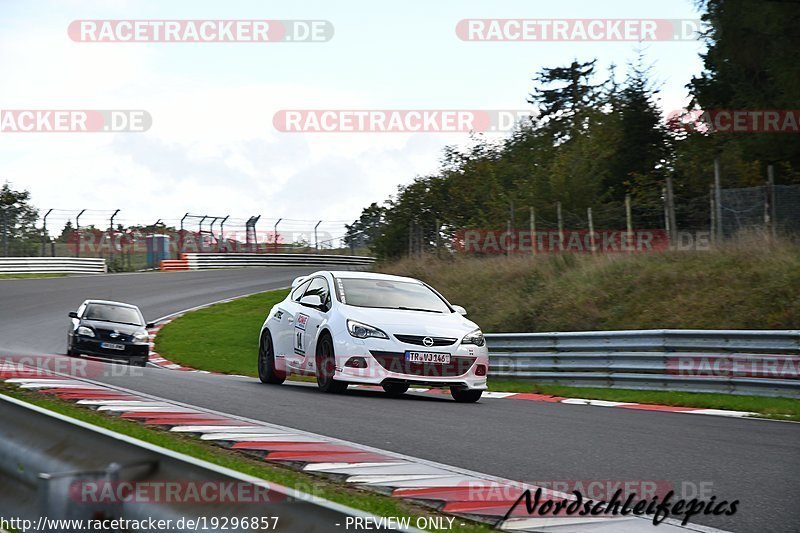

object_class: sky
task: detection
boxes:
[0,0,706,243]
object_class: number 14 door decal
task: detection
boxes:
[294,313,309,355]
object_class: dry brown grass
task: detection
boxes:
[378,237,800,332]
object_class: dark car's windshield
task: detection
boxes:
[83,304,143,326]
[337,278,451,313]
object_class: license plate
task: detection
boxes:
[405,351,450,364]
[100,342,125,351]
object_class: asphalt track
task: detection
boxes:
[0,269,798,532]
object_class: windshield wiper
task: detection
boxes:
[392,306,443,313]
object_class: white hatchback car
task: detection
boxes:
[258,271,489,402]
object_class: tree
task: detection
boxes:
[0,182,40,256]
[528,59,603,139]
[688,0,800,176]
[344,203,386,250]
[607,53,672,203]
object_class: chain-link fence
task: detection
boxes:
[0,209,355,272]
[720,185,800,237]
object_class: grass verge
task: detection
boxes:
[0,273,67,279]
[378,239,800,332]
[489,380,800,421]
[0,383,494,532]
[154,290,800,420]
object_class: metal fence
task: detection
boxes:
[486,329,800,398]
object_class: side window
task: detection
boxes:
[301,277,331,309]
[291,279,312,302]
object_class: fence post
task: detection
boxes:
[766,165,776,240]
[625,194,633,252]
[556,201,564,251]
[108,209,119,267]
[529,206,536,256]
[435,218,442,258]
[273,218,282,254]
[662,186,670,246]
[41,208,53,257]
[506,220,512,257]
[587,207,596,253]
[314,220,322,252]
[710,184,717,244]
[1,205,7,257]
[666,176,677,244]
[714,158,723,241]
[75,209,86,258]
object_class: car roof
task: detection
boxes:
[83,299,140,309]
[326,271,423,283]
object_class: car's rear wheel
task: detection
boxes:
[258,330,285,384]
[382,382,409,396]
[316,334,347,393]
[450,387,482,403]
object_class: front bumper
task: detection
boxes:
[73,337,149,363]
[332,335,489,390]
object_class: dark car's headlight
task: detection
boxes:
[347,320,388,339]
[76,326,95,337]
[133,331,150,344]
[462,329,485,347]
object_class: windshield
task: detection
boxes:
[83,304,143,326]
[337,278,451,313]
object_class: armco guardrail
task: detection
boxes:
[0,394,420,532]
[161,253,375,271]
[486,329,800,398]
[0,257,107,274]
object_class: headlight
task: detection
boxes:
[76,326,95,337]
[133,331,150,343]
[347,320,388,339]
[462,328,485,347]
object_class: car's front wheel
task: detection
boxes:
[258,330,285,384]
[66,336,77,357]
[450,387,482,403]
[316,334,347,394]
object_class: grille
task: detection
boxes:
[393,334,457,347]
[94,328,134,342]
[370,351,476,378]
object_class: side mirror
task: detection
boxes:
[452,305,467,316]
[146,322,155,329]
[68,311,79,319]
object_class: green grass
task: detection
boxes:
[154,290,289,375]
[0,273,67,279]
[155,290,800,419]
[489,380,800,421]
[0,384,494,532]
